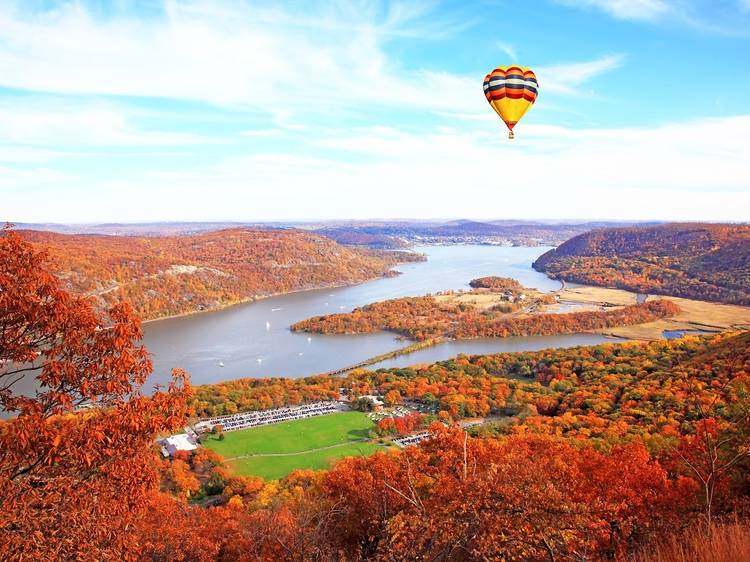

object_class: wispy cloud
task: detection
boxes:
[5,115,748,223]
[555,0,671,21]
[2,1,744,225]
[0,165,69,189]
[0,1,623,137]
[537,54,625,95]
[0,1,474,118]
[555,0,750,34]
[0,100,216,147]
[496,42,518,60]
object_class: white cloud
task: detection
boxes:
[496,42,518,61]
[4,115,748,223]
[537,54,624,95]
[2,2,745,225]
[0,100,214,146]
[557,0,750,33]
[0,146,62,163]
[555,0,672,21]
[0,1,464,116]
[0,1,619,123]
[0,165,69,188]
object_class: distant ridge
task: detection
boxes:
[7,218,646,242]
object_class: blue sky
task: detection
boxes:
[1,0,749,222]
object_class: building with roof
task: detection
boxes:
[160,433,198,457]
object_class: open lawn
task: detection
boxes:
[203,411,378,479]
[228,441,383,481]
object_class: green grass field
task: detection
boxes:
[203,411,380,480]
[228,441,382,480]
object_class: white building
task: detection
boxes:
[161,433,198,457]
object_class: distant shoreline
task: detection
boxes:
[140,274,399,326]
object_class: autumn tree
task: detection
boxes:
[671,376,750,529]
[383,390,401,406]
[0,226,192,561]
[312,427,693,561]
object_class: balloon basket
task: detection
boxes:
[508,130,515,140]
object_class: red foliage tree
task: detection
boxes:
[0,226,192,561]
[315,428,694,561]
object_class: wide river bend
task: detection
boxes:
[143,246,618,387]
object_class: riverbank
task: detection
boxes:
[138,249,427,325]
[140,276,392,325]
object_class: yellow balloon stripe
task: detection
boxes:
[488,97,534,130]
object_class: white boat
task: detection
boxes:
[307,337,312,342]
[265,321,271,330]
[271,308,281,312]
[256,358,262,363]
[218,361,224,368]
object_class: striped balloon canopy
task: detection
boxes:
[483,66,538,139]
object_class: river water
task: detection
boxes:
[143,245,616,387]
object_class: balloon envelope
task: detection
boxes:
[483,66,538,138]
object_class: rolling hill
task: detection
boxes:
[533,223,750,305]
[19,228,420,321]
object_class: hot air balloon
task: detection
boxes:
[483,66,538,139]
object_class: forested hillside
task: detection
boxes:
[19,228,420,320]
[534,223,750,305]
[3,228,750,561]
[176,332,750,560]
[192,331,749,440]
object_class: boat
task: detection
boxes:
[218,361,224,368]
[265,321,271,330]
[307,337,312,342]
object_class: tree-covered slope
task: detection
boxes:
[533,223,750,305]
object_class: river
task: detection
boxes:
[143,245,616,387]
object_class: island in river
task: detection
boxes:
[291,277,681,342]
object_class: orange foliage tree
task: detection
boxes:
[0,226,192,561]
[312,427,694,561]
